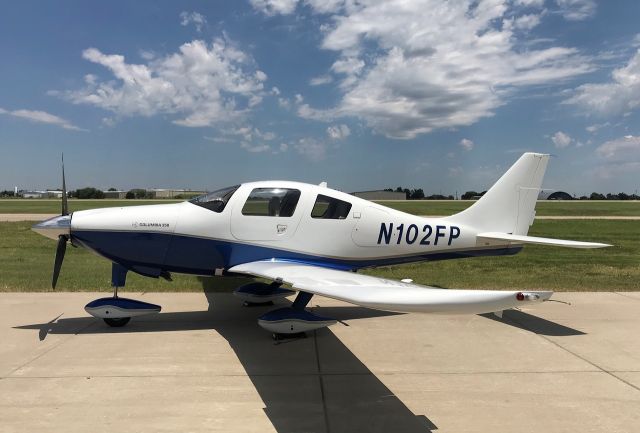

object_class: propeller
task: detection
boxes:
[52,154,69,289]
[61,154,68,216]
[52,235,67,289]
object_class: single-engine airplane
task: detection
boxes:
[33,153,609,336]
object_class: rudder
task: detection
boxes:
[447,153,549,235]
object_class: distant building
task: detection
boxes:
[22,191,46,199]
[538,190,573,200]
[22,190,62,199]
[351,190,407,200]
[103,190,127,199]
[149,189,206,199]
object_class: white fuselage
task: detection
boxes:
[67,181,516,278]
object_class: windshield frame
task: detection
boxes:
[190,185,240,213]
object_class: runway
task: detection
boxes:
[1,292,639,432]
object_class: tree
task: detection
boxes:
[409,189,425,199]
[127,189,151,199]
[590,192,605,200]
[461,191,479,200]
[73,187,105,199]
[125,191,135,199]
[107,187,117,191]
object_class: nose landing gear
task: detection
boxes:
[84,263,161,327]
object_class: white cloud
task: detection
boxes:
[277,97,291,109]
[59,39,266,128]
[310,75,333,86]
[327,124,350,140]
[448,166,464,177]
[139,50,155,61]
[204,135,233,143]
[249,0,298,16]
[221,126,276,142]
[254,0,593,139]
[101,117,116,127]
[586,122,609,133]
[513,13,542,31]
[565,49,640,117]
[241,142,271,153]
[270,86,281,96]
[595,135,640,160]
[555,0,596,21]
[551,131,573,148]
[593,135,640,179]
[0,107,84,131]
[514,0,545,7]
[294,137,327,161]
[180,11,207,32]
[459,138,474,151]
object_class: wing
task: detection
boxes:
[229,261,552,315]
[477,232,611,248]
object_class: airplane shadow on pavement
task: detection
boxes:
[480,309,586,336]
[15,286,438,433]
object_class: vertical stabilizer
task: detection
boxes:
[447,153,549,235]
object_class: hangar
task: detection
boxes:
[538,191,573,200]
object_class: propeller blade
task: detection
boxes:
[52,235,67,289]
[61,154,68,216]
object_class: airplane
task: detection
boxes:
[32,153,610,336]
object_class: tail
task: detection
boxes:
[448,153,549,235]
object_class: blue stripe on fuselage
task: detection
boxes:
[71,230,522,276]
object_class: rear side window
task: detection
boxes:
[311,194,352,219]
[242,188,301,217]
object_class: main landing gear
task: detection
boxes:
[84,263,161,327]
[236,283,337,339]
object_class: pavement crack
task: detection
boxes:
[313,329,331,433]
[3,319,97,379]
[614,292,640,302]
[508,312,640,394]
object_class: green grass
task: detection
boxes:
[364,220,639,291]
[0,199,181,214]
[375,200,640,216]
[2,198,639,216]
[0,220,637,292]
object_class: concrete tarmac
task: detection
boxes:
[1,292,639,433]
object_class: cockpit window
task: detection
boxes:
[311,194,352,219]
[242,188,301,217]
[190,185,239,212]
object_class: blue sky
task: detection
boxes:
[1,0,640,195]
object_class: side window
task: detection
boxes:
[242,188,301,217]
[311,194,352,219]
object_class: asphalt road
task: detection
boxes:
[1,292,639,433]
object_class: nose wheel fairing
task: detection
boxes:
[85,297,162,319]
[84,263,161,327]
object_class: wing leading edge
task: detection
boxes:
[229,261,552,315]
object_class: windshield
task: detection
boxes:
[190,185,239,212]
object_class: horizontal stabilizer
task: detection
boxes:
[230,261,553,315]
[477,232,611,249]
